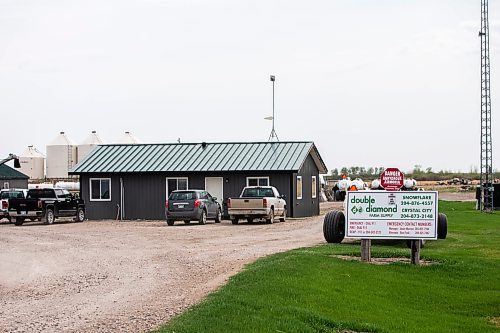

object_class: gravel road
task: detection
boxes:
[0,192,473,333]
[0,202,342,333]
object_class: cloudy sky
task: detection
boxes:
[0,0,498,173]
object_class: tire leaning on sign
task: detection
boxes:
[323,210,345,243]
[437,213,448,239]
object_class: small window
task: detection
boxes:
[297,176,303,200]
[90,178,111,201]
[166,177,189,198]
[247,177,269,187]
[312,176,317,199]
[3,182,9,189]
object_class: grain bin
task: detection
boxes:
[19,145,45,180]
[117,131,141,144]
[77,130,104,163]
[46,132,77,179]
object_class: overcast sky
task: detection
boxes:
[0,0,498,174]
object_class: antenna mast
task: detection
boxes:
[268,75,279,142]
[479,0,494,211]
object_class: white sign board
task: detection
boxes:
[346,191,438,240]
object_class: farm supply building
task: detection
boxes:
[70,141,327,220]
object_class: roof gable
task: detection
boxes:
[0,164,29,179]
[70,142,328,174]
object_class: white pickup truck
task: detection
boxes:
[227,186,287,225]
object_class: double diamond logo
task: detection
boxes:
[351,206,363,214]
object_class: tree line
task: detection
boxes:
[327,165,500,181]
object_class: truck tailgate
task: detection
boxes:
[229,198,265,209]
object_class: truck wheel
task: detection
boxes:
[166,219,175,226]
[214,208,222,223]
[232,218,239,225]
[334,191,341,201]
[199,210,207,225]
[44,209,55,225]
[14,217,24,226]
[438,213,448,239]
[323,210,345,243]
[75,208,85,222]
[279,208,287,222]
[266,209,274,224]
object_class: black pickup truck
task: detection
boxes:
[8,188,85,226]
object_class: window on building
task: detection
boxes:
[246,177,269,186]
[90,178,111,201]
[166,177,189,197]
[312,176,317,199]
[296,176,303,200]
[3,182,9,189]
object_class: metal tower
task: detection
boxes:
[479,0,494,211]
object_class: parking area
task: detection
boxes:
[0,202,341,333]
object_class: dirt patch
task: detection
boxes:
[334,255,435,266]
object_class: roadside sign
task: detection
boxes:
[380,168,404,191]
[345,191,438,240]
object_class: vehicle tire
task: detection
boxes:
[279,208,287,222]
[232,218,239,225]
[184,220,191,224]
[247,218,254,223]
[14,217,24,226]
[75,208,85,222]
[437,213,448,239]
[7,216,12,223]
[214,208,222,223]
[44,209,55,225]
[266,209,274,224]
[199,210,207,225]
[166,219,175,226]
[334,190,341,201]
[323,210,345,243]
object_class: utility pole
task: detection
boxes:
[479,0,494,211]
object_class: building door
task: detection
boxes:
[205,177,223,203]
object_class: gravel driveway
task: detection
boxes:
[0,202,342,333]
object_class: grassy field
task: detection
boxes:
[153,201,499,333]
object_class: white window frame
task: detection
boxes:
[296,176,303,200]
[246,176,270,187]
[312,176,317,199]
[89,178,111,202]
[166,177,189,199]
[3,182,9,189]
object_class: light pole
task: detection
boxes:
[268,75,279,141]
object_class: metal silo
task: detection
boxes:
[77,130,105,163]
[19,145,45,180]
[46,132,77,179]
[117,131,141,144]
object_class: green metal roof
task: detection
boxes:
[70,142,328,174]
[0,164,29,179]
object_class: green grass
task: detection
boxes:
[153,201,499,333]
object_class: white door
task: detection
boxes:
[205,177,223,204]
